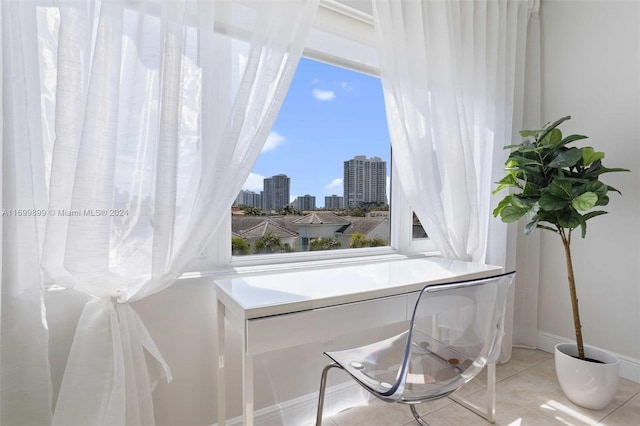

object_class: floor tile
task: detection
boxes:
[324,350,640,426]
[402,413,448,426]
[301,415,337,426]
[330,398,414,426]
[596,392,640,425]
[610,377,640,407]
[413,397,453,417]
[450,378,485,398]
[474,348,553,385]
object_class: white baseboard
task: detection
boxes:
[538,331,640,384]
[214,380,369,426]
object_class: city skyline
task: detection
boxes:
[238,153,388,212]
[241,57,390,208]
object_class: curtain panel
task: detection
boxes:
[1,0,318,424]
[1,2,55,424]
[373,0,540,358]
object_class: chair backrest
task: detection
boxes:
[383,271,515,401]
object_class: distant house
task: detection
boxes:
[335,216,390,248]
[236,218,299,251]
[230,211,391,253]
[293,212,351,250]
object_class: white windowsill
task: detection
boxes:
[180,250,441,281]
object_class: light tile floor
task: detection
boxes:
[324,348,640,426]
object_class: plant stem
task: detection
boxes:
[560,228,585,359]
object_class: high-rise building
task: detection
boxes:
[235,190,262,209]
[324,194,344,210]
[343,156,387,208]
[263,174,290,211]
[293,194,316,211]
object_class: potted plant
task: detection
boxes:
[492,116,629,409]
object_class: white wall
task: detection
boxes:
[535,0,640,359]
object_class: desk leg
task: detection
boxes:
[243,335,254,426]
[217,300,226,426]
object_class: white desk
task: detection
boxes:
[215,256,502,426]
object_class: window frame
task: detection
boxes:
[188,0,437,273]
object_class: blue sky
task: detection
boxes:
[242,58,391,208]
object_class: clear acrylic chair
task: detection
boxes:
[315,271,515,425]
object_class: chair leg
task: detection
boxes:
[409,404,430,426]
[316,363,343,426]
[448,362,496,423]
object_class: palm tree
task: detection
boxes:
[254,232,286,254]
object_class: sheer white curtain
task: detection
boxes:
[1,2,54,424]
[1,0,318,424]
[373,0,540,356]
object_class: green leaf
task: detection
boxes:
[524,219,539,235]
[492,196,513,217]
[558,211,582,229]
[538,210,561,225]
[580,181,607,195]
[598,166,631,174]
[583,210,608,221]
[579,211,608,238]
[547,179,573,199]
[500,205,529,223]
[595,194,610,206]
[572,192,597,211]
[496,174,518,185]
[509,156,542,167]
[548,148,583,168]
[584,162,629,178]
[506,144,542,154]
[557,134,588,148]
[519,130,541,138]
[521,185,540,197]
[540,128,562,146]
[537,224,559,233]
[580,218,587,238]
[525,202,540,220]
[539,194,568,211]
[536,116,571,145]
[559,177,589,185]
[606,184,622,195]
[492,174,520,194]
[582,147,605,166]
[512,196,528,208]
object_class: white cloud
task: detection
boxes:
[312,89,336,101]
[311,78,321,85]
[340,81,355,92]
[243,173,265,192]
[262,131,285,152]
[325,178,343,191]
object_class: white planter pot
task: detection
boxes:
[555,343,620,410]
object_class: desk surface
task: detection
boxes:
[214,256,502,320]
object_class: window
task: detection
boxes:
[412,212,429,240]
[232,58,391,257]
[196,1,436,271]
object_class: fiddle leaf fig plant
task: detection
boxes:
[493,116,629,360]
